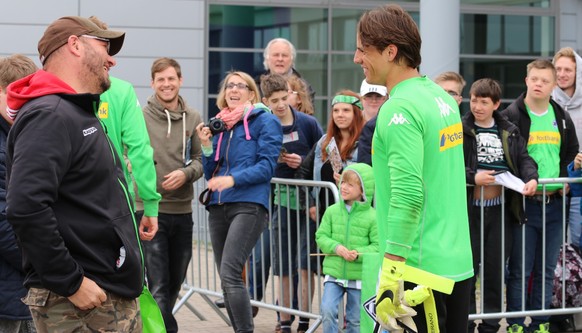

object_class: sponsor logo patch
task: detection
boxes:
[98,102,108,119]
[439,123,463,151]
[528,131,560,146]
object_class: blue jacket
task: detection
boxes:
[202,105,283,210]
[0,116,31,320]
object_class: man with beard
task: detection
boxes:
[4,16,144,332]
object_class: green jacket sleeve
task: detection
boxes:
[315,209,340,254]
[121,85,161,217]
[378,100,424,259]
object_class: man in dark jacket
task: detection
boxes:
[0,54,38,333]
[462,78,538,333]
[255,38,315,103]
[501,59,579,333]
[5,16,145,332]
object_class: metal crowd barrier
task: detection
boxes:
[174,176,582,331]
[175,177,338,333]
[469,177,582,328]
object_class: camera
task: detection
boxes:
[206,117,226,135]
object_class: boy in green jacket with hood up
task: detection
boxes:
[315,163,378,333]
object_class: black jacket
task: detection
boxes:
[0,116,31,320]
[462,111,538,223]
[357,116,376,166]
[501,92,579,179]
[6,94,143,299]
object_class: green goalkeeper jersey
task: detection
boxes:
[372,76,473,282]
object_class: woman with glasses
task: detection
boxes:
[196,71,282,333]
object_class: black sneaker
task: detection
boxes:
[214,299,225,308]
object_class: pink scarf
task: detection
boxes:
[215,102,251,129]
[214,102,253,161]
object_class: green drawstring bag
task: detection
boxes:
[139,286,166,333]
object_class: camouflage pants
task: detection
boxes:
[22,287,143,333]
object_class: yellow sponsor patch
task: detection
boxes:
[528,131,560,146]
[98,102,109,119]
[439,122,463,151]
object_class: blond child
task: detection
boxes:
[315,163,378,333]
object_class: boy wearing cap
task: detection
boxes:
[5,16,144,332]
[356,80,387,166]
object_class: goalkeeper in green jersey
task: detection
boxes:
[354,4,474,332]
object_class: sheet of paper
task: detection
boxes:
[494,171,525,194]
[326,137,343,174]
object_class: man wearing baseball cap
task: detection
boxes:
[357,79,388,166]
[5,16,144,332]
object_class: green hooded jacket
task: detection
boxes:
[315,163,378,281]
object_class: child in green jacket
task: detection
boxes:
[315,163,378,333]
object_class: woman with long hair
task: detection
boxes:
[297,89,365,221]
[287,75,315,116]
[196,71,282,333]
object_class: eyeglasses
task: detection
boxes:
[80,35,110,53]
[225,82,249,90]
[446,90,461,98]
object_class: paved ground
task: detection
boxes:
[175,296,321,333]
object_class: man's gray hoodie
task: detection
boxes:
[553,50,582,145]
[137,95,204,214]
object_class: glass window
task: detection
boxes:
[461,14,554,56]
[460,58,532,101]
[461,0,549,7]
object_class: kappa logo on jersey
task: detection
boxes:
[439,122,463,151]
[435,97,456,117]
[98,102,109,119]
[388,113,410,126]
[83,126,98,137]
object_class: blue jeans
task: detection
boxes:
[141,212,193,333]
[507,196,563,327]
[320,281,360,333]
[208,203,268,333]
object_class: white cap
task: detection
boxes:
[360,80,387,97]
